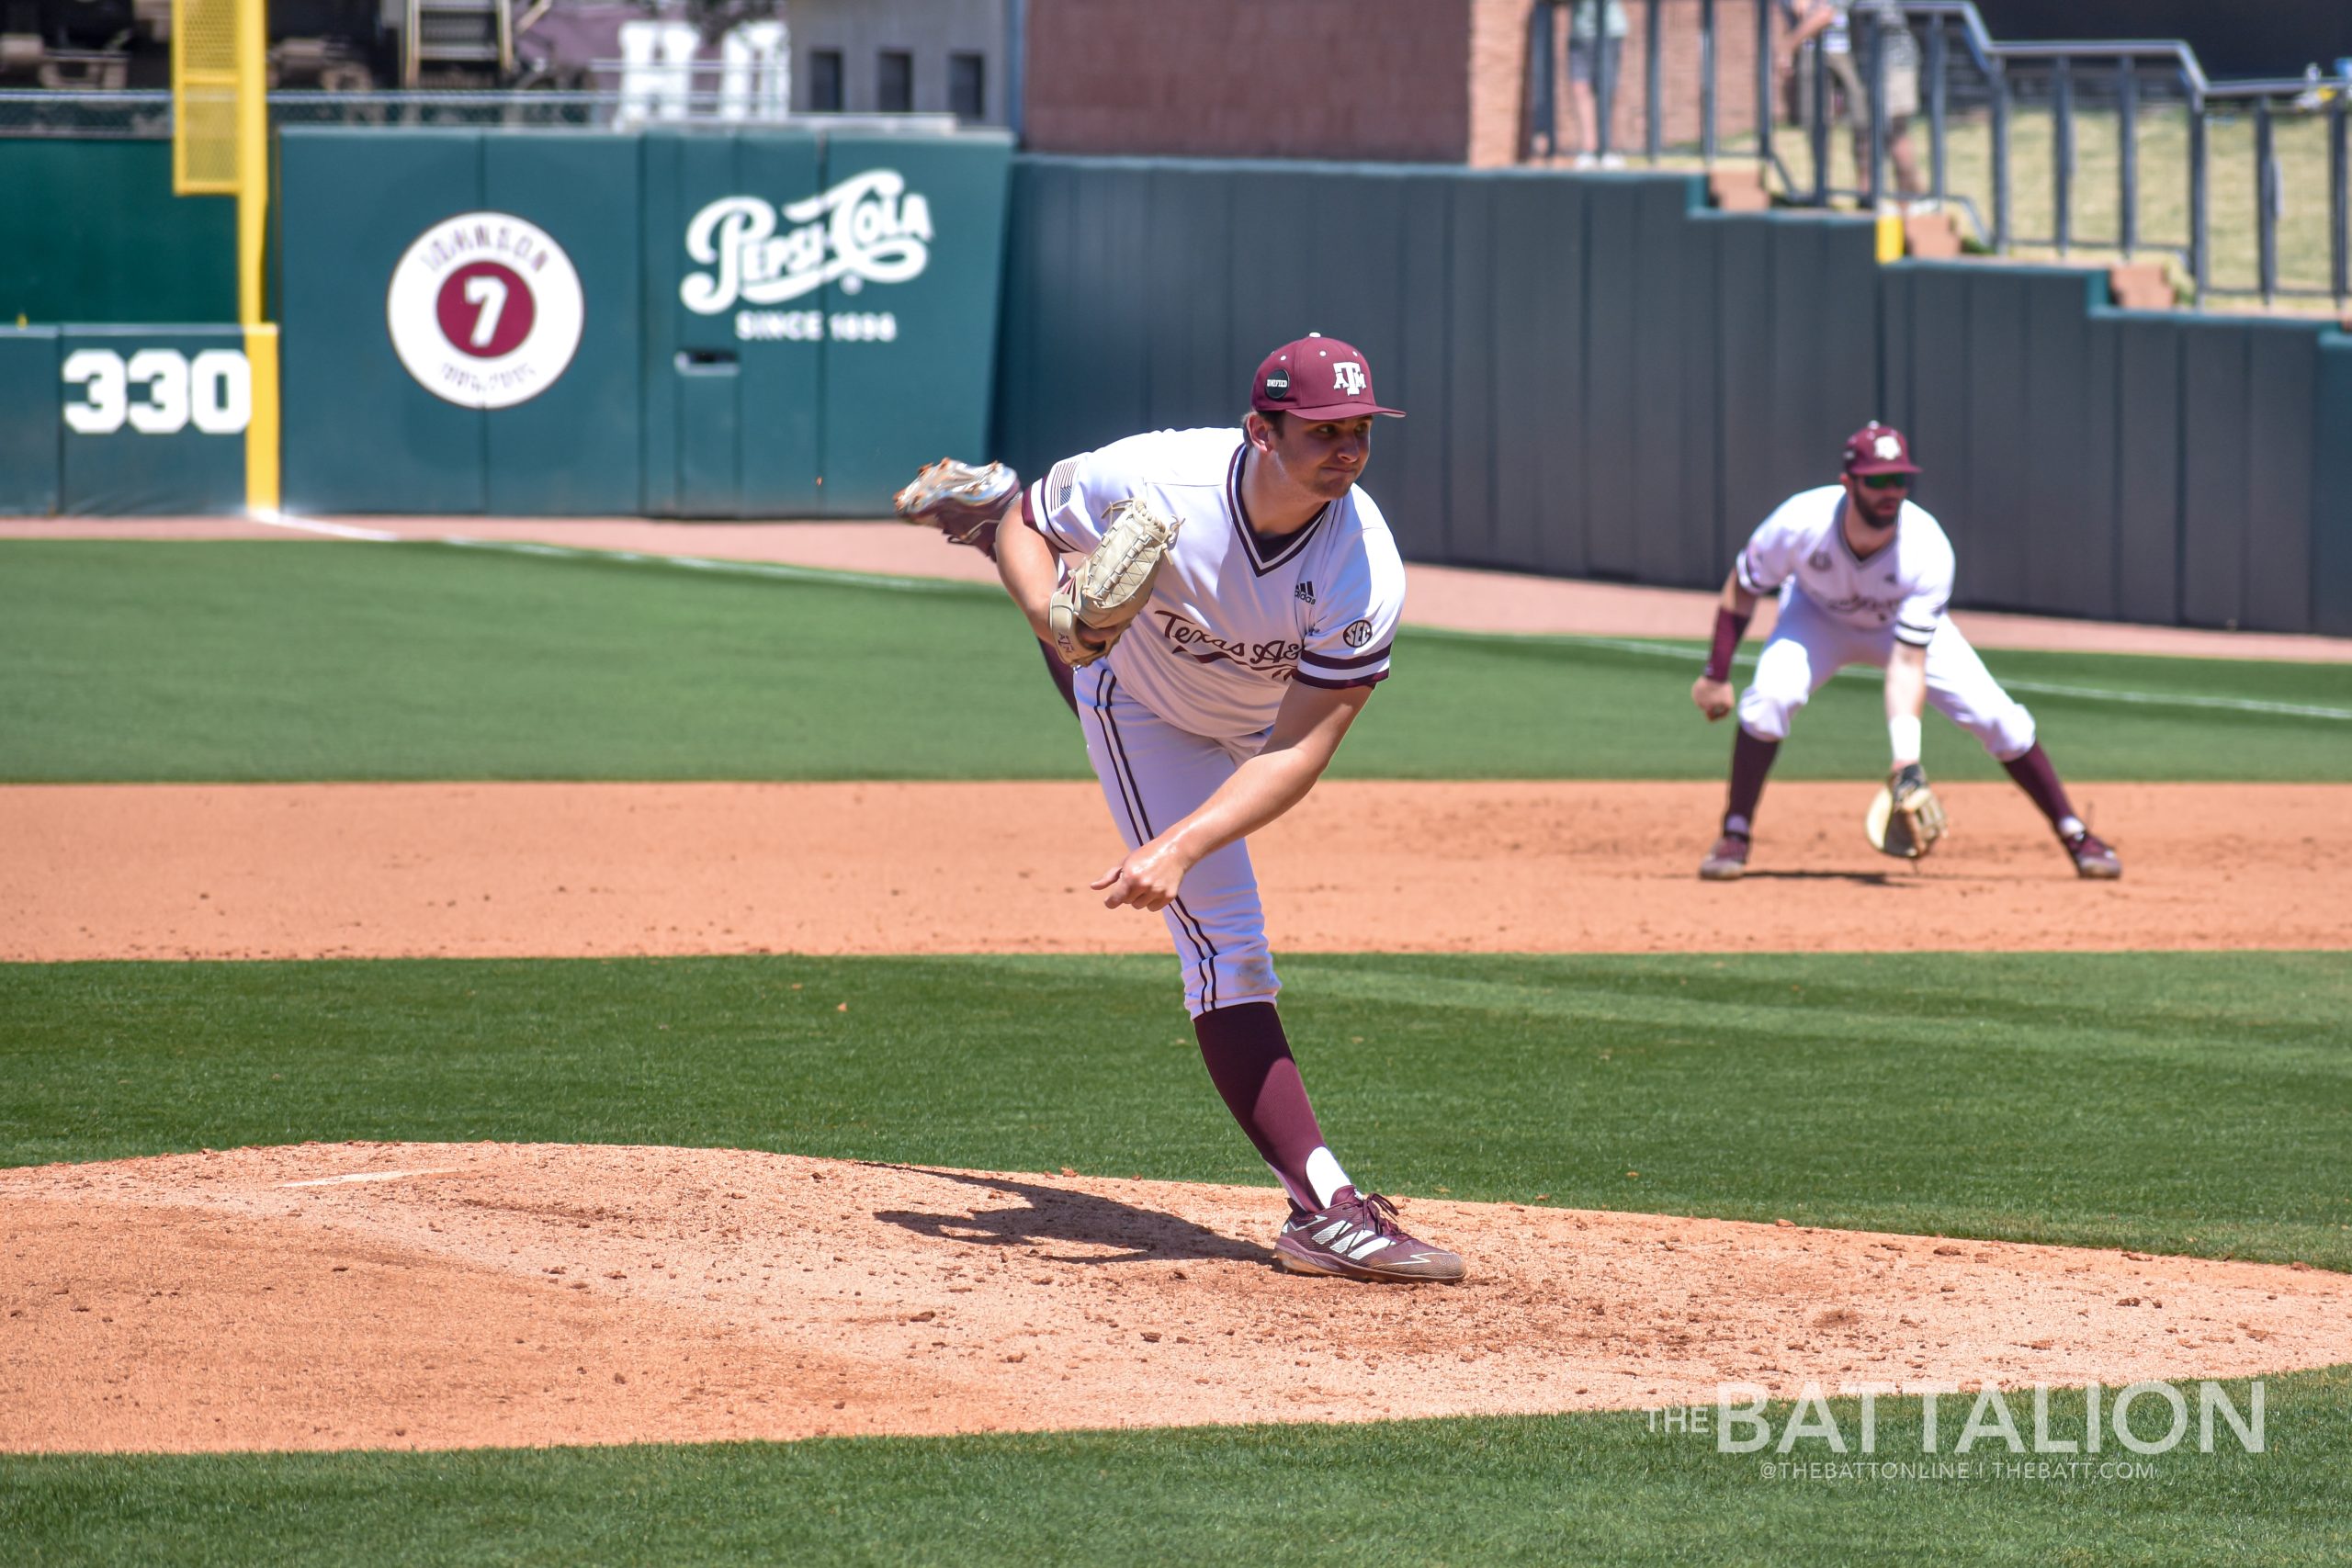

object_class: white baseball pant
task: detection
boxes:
[1736,590,2038,760]
[1074,660,1281,1018]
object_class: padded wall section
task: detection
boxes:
[279,130,493,514]
[0,328,62,516]
[995,159,1884,592]
[56,325,250,515]
[281,129,650,516]
[483,133,645,517]
[2313,333,2352,638]
[1000,164,2335,631]
[816,130,1013,515]
[0,141,237,325]
[279,126,1007,518]
[1882,263,2329,634]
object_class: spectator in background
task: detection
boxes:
[1566,0,1630,168]
[1781,0,1926,204]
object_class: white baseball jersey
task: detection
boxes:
[1024,427,1406,740]
[1736,484,1954,649]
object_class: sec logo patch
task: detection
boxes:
[1342,618,1375,648]
[387,212,584,409]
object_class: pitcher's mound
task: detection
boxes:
[3,1142,2344,1452]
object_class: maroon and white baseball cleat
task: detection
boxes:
[892,457,1020,553]
[1698,830,1751,881]
[1275,1188,1465,1283]
[2065,829,2121,879]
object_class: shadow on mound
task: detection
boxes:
[867,1165,1274,1267]
[1739,869,1902,886]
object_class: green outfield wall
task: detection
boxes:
[1880,265,2337,636]
[4,132,2342,636]
[995,161,1882,591]
[2315,332,2352,637]
[275,125,1012,519]
[994,158,2347,637]
[0,141,238,326]
[0,323,252,516]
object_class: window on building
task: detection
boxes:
[876,50,913,113]
[808,49,843,112]
[949,52,986,121]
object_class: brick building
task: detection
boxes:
[1023,0,1771,166]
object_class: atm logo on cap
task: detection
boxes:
[681,170,933,314]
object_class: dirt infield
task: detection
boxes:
[6,780,2346,962]
[6,1142,2346,1454]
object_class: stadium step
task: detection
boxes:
[403,0,514,86]
[1706,167,1770,212]
[2108,262,2178,310]
[1901,210,1963,261]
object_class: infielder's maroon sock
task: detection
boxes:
[1192,1002,1340,1216]
[2002,743,2083,835]
[1724,727,1780,838]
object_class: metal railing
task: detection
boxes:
[1525,0,2352,311]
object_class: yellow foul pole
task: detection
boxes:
[235,0,278,512]
[173,0,277,512]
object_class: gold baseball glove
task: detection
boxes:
[1047,498,1182,668]
[1867,762,1949,860]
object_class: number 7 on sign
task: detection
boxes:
[463,274,510,349]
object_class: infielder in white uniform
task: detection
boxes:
[896,335,1464,1284]
[1690,422,2123,880]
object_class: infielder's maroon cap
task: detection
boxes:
[1842,421,1921,476]
[1250,333,1405,420]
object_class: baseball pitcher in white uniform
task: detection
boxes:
[893,335,1464,1284]
[1690,422,2124,881]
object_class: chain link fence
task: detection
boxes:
[0,90,960,137]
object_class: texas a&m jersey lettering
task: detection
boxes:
[1026,426,1406,739]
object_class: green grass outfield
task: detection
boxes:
[6,1372,2345,1568]
[1,539,2344,782]
[3,952,2348,1565]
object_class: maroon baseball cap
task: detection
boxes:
[1250,334,1405,420]
[1843,421,1921,476]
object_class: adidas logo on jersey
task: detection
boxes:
[1295,580,1317,604]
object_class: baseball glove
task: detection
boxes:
[894,458,1020,558]
[1047,498,1182,668]
[1867,762,1949,860]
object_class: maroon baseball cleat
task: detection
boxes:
[1275,1188,1465,1283]
[1699,830,1750,881]
[892,457,1020,553]
[2065,829,2121,879]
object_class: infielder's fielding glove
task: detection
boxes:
[894,458,1020,558]
[1867,761,1950,860]
[1048,498,1182,668]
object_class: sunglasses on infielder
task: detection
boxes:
[1857,473,1910,491]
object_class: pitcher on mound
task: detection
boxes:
[895,334,1465,1284]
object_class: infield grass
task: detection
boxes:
[6,952,2347,1270]
[1,540,2344,782]
[6,1370,2346,1567]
